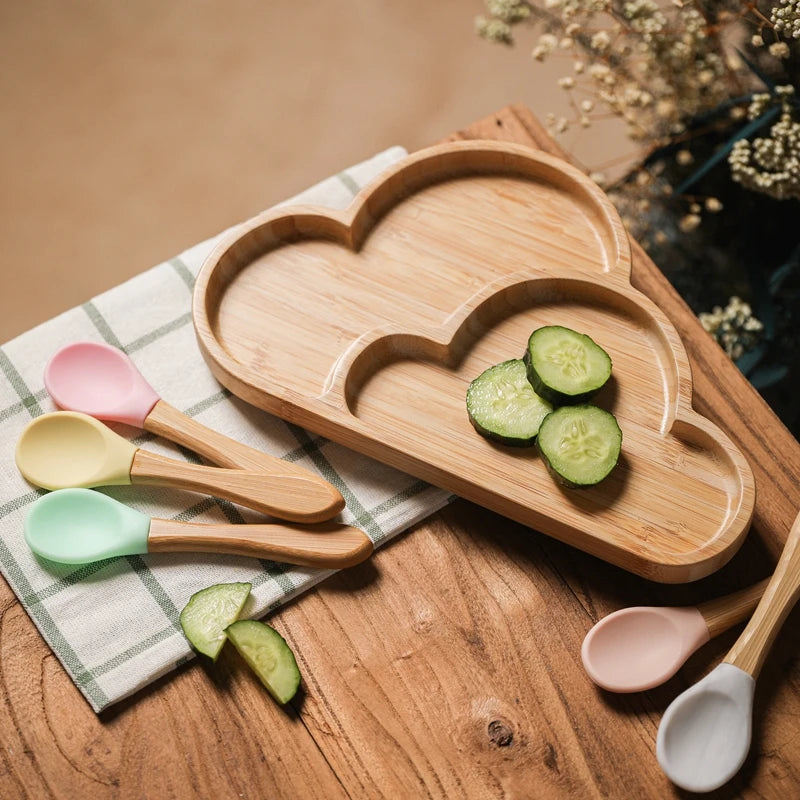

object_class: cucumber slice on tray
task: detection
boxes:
[525,325,612,405]
[466,359,553,446]
[179,581,252,661]
[537,405,622,488]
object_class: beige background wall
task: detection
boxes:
[1,1,626,342]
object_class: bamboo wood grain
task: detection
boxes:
[146,517,373,569]
[192,139,755,582]
[3,106,800,800]
[697,577,769,639]
[130,448,342,523]
[724,512,800,678]
[143,398,345,517]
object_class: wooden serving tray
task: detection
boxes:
[193,140,755,582]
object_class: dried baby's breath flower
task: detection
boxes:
[705,197,723,212]
[729,86,800,200]
[679,213,701,232]
[475,16,513,44]
[700,297,764,360]
[769,41,791,58]
[486,0,530,22]
[771,0,800,40]
[590,30,612,51]
[475,0,800,215]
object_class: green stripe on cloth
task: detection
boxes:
[169,256,196,290]
[126,312,193,354]
[87,623,181,679]
[0,347,43,418]
[126,555,183,632]
[184,390,231,417]
[0,388,49,423]
[336,170,361,196]
[0,490,44,520]
[82,301,124,349]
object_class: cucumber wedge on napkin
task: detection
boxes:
[179,582,252,661]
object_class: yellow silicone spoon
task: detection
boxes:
[16,411,335,522]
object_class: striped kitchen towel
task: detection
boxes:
[0,146,454,712]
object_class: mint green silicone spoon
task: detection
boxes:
[24,489,373,569]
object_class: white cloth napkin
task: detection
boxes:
[0,147,454,712]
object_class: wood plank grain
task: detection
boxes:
[282,502,680,799]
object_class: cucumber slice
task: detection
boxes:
[466,359,553,446]
[179,582,252,661]
[225,619,301,704]
[525,326,612,405]
[537,405,622,487]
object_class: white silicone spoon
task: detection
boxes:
[44,341,344,520]
[581,579,768,692]
[657,510,800,793]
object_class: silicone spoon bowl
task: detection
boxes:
[15,411,333,522]
[657,511,800,793]
[582,579,768,692]
[43,342,344,520]
[24,488,373,569]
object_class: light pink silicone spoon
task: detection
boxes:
[581,578,769,693]
[44,342,345,522]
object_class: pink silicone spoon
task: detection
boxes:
[44,342,345,522]
[581,578,769,692]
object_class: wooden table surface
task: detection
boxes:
[2,106,800,799]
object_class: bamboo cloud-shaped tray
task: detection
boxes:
[193,141,755,582]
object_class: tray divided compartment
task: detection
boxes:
[193,141,755,582]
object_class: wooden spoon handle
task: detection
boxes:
[130,449,341,523]
[697,578,770,639]
[724,512,800,678]
[142,400,344,513]
[147,518,373,569]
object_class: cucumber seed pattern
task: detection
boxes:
[544,340,589,381]
[558,416,607,462]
